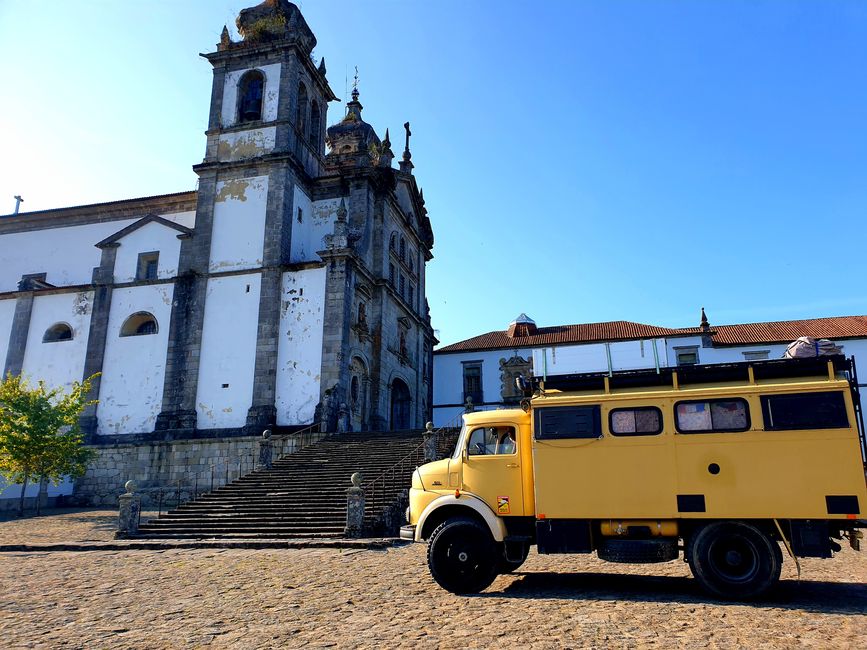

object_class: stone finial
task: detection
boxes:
[336,198,347,222]
[700,307,710,331]
[400,121,414,173]
[464,396,475,413]
[425,422,434,434]
[219,25,232,50]
[124,480,137,494]
[262,428,272,439]
[318,57,327,76]
[350,472,363,487]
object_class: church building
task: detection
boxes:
[0,0,435,448]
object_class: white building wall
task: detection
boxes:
[221,63,281,126]
[113,221,187,283]
[276,267,326,425]
[0,211,194,292]
[532,339,670,377]
[209,176,268,272]
[217,127,277,162]
[21,291,93,391]
[432,349,519,426]
[97,284,174,435]
[196,273,261,429]
[290,194,341,263]
[0,299,16,370]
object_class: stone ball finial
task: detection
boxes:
[124,480,137,494]
[425,422,434,433]
[350,472,363,487]
[262,428,272,439]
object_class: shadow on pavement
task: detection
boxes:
[479,571,867,615]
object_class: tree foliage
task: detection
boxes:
[0,373,97,516]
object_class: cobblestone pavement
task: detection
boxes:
[0,511,865,649]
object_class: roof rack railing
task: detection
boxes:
[527,355,851,394]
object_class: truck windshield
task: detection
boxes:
[452,424,468,460]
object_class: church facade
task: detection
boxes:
[0,0,435,446]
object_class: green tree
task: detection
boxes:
[0,374,97,516]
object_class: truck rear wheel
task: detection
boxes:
[427,517,498,594]
[688,522,782,600]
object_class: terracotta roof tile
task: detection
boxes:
[436,321,684,353]
[436,315,867,354]
[706,315,867,345]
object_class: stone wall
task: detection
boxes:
[73,433,325,507]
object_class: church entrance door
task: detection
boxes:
[390,379,411,431]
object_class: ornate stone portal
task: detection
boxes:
[499,355,532,403]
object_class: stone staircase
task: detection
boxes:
[136,431,428,539]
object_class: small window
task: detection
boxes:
[137,252,159,281]
[675,347,699,366]
[310,99,321,148]
[761,391,849,431]
[399,274,405,299]
[399,237,406,262]
[238,70,265,123]
[468,426,517,456]
[43,322,73,343]
[462,362,483,404]
[399,331,407,357]
[297,207,303,223]
[408,284,415,310]
[388,263,395,285]
[120,312,159,337]
[610,407,663,436]
[357,302,366,327]
[389,233,397,251]
[535,405,601,440]
[296,82,308,135]
[675,399,749,434]
[743,350,770,361]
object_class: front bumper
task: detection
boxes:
[400,524,417,541]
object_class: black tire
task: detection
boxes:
[496,543,530,574]
[427,517,498,594]
[688,522,783,600]
[597,538,679,564]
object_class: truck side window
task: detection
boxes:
[761,391,849,430]
[610,407,663,436]
[534,406,601,440]
[467,426,517,456]
[675,398,750,434]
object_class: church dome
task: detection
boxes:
[326,89,380,157]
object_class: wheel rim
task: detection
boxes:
[707,533,760,584]
[441,531,486,579]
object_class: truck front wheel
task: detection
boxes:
[427,517,498,594]
[688,521,782,600]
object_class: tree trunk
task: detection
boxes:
[17,474,29,517]
[36,477,48,516]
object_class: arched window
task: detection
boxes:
[399,237,406,262]
[237,70,265,123]
[350,375,359,403]
[43,322,73,343]
[389,233,397,252]
[310,99,321,149]
[120,312,158,337]
[296,83,308,137]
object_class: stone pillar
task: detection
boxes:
[246,165,297,431]
[3,275,40,377]
[116,480,141,539]
[336,402,349,433]
[423,421,436,463]
[79,245,117,440]
[155,200,210,433]
[344,472,365,538]
[258,429,273,470]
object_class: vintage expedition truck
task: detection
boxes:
[402,356,867,599]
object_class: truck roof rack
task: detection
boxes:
[534,355,853,393]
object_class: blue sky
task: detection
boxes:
[1,1,864,346]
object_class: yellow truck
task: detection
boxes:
[402,356,867,599]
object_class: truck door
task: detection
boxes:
[461,424,525,516]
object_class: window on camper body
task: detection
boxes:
[534,405,602,440]
[675,398,750,434]
[761,391,849,431]
[609,406,663,436]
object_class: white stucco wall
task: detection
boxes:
[0,211,194,292]
[20,291,93,391]
[276,267,326,425]
[289,193,341,263]
[433,349,520,409]
[196,273,261,429]
[221,63,280,126]
[113,221,186,283]
[209,176,268,273]
[217,127,277,162]
[0,299,15,370]
[97,284,174,435]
